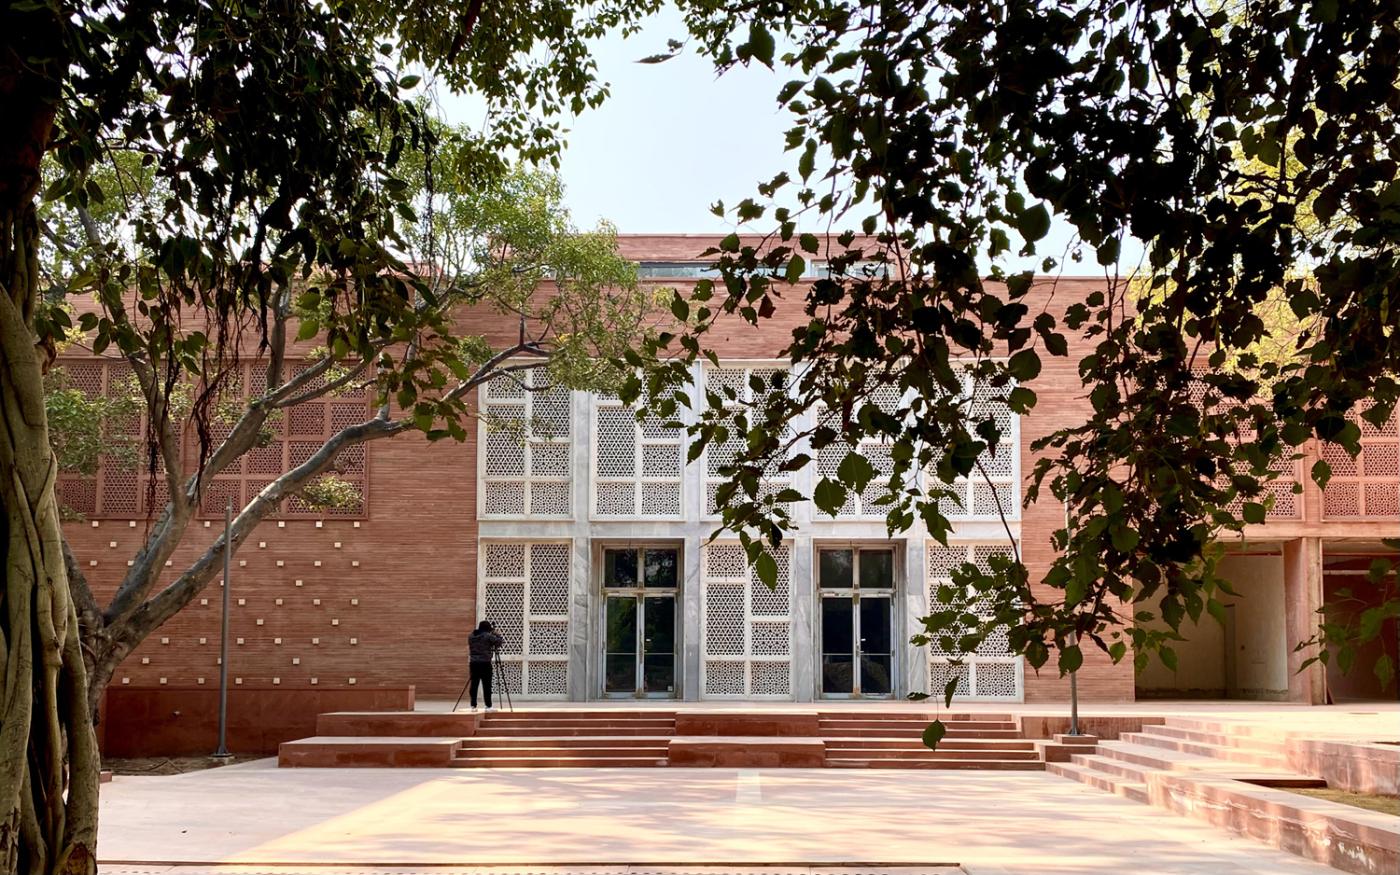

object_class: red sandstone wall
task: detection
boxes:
[101,685,415,756]
[66,425,479,698]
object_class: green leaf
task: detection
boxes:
[1110,525,1139,552]
[813,477,847,515]
[785,255,806,283]
[1059,644,1083,675]
[1160,646,1178,672]
[1008,349,1042,382]
[836,450,877,491]
[746,22,776,67]
[398,74,422,89]
[1206,597,1228,628]
[295,318,320,342]
[1241,502,1266,524]
[754,551,778,588]
[921,719,947,751]
[1020,204,1051,242]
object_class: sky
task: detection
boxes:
[435,6,1144,274]
[438,7,790,236]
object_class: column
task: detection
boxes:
[1282,536,1326,704]
[789,534,816,702]
[681,533,703,700]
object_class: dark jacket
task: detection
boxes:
[468,629,504,663]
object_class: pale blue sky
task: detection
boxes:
[436,6,1143,275]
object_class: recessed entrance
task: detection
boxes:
[602,546,679,698]
[819,547,896,697]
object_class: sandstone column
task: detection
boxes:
[1282,537,1327,704]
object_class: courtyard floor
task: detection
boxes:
[99,760,1347,875]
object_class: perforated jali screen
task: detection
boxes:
[1182,370,1302,521]
[925,543,1023,701]
[815,385,904,518]
[481,369,573,518]
[54,359,369,520]
[1320,404,1400,519]
[928,374,1020,522]
[703,365,792,516]
[701,542,793,698]
[592,391,683,518]
[480,541,572,697]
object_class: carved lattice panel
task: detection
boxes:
[592,392,684,518]
[481,368,573,519]
[925,542,1023,701]
[53,358,370,521]
[1322,404,1400,519]
[927,372,1020,521]
[480,541,572,699]
[703,365,792,517]
[700,543,793,698]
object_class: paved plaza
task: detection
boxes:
[100,760,1347,875]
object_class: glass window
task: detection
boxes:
[603,549,637,588]
[643,548,678,588]
[819,549,854,588]
[859,550,895,590]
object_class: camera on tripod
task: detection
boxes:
[454,619,512,712]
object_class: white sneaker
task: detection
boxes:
[486,706,497,712]
[469,706,478,712]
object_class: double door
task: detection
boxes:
[602,546,679,697]
[819,547,896,697]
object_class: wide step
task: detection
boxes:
[828,758,1043,770]
[454,755,668,768]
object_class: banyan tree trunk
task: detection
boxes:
[0,11,103,870]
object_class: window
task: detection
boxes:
[925,543,1022,701]
[480,368,572,518]
[480,541,572,697]
[1320,402,1399,518]
[703,364,791,516]
[929,372,1019,521]
[817,546,897,697]
[815,385,903,517]
[591,393,684,518]
[701,543,792,698]
[53,359,370,520]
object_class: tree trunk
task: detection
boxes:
[0,10,101,873]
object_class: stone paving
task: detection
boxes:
[99,759,1348,875]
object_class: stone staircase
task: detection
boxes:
[1046,717,1312,798]
[454,710,675,767]
[1045,716,1400,875]
[819,712,1044,770]
[280,708,1043,770]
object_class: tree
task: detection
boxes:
[2,0,655,870]
[43,150,650,715]
[633,0,1399,716]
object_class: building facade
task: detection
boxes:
[62,236,1399,707]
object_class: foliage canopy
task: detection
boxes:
[634,0,1400,696]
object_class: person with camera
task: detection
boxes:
[466,620,505,711]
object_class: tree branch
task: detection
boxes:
[114,413,409,640]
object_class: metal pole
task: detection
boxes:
[214,498,233,758]
[1068,663,1081,736]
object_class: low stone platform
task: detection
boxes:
[277,707,1045,770]
[279,736,463,768]
[669,737,826,767]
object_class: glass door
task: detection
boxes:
[819,547,896,697]
[601,546,680,698]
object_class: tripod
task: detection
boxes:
[493,649,514,713]
[452,648,515,712]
